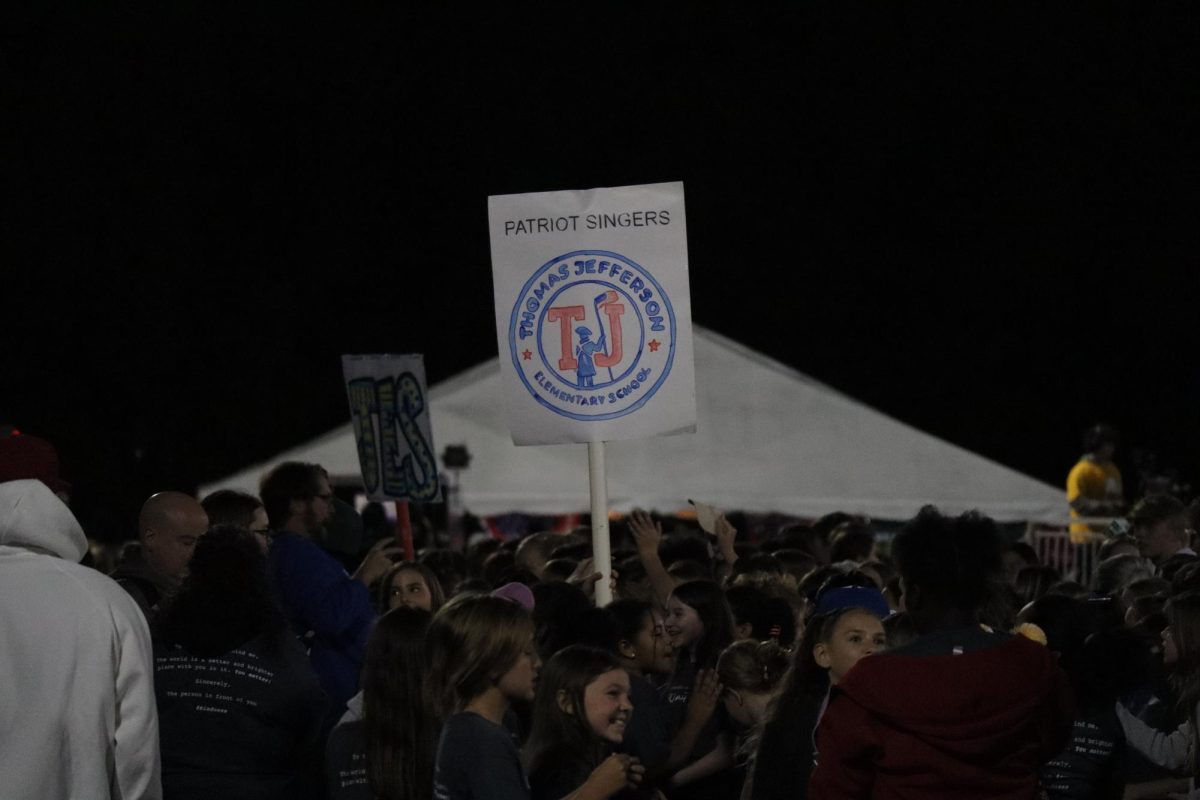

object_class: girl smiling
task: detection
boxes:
[524,646,646,800]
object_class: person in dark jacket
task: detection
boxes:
[1040,623,1153,800]
[112,491,209,624]
[154,525,327,800]
[809,507,1074,799]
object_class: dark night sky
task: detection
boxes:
[4,5,1198,539]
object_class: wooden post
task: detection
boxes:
[395,501,415,561]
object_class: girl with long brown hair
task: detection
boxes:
[1117,590,1200,799]
[324,606,437,800]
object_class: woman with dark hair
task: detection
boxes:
[809,507,1072,798]
[325,606,438,800]
[154,525,327,799]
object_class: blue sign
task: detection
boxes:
[508,250,677,422]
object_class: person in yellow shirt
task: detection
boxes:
[1066,424,1124,543]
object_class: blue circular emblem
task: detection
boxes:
[508,250,676,421]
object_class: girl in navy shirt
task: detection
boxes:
[429,594,541,800]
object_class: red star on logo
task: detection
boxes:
[521,349,532,361]
[648,339,661,352]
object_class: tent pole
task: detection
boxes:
[588,441,612,606]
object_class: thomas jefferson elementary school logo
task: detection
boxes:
[508,250,677,422]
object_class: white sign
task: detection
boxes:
[489,182,696,445]
[342,354,441,503]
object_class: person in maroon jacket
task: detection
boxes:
[809,507,1074,799]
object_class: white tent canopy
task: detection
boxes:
[199,327,1068,523]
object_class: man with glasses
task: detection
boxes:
[200,488,271,552]
[259,462,394,714]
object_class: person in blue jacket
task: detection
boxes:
[260,462,395,715]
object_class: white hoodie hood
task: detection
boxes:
[0,479,162,798]
[0,478,86,560]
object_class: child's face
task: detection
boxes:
[813,609,886,684]
[388,569,433,612]
[633,610,676,675]
[665,596,704,650]
[497,633,542,702]
[583,668,633,743]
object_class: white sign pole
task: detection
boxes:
[487,182,695,607]
[588,441,612,607]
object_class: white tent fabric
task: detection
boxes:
[198,327,1068,522]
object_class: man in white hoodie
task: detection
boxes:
[0,478,162,799]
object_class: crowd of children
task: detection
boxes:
[308,491,1200,799]
[6,438,1200,799]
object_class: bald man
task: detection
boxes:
[111,491,208,623]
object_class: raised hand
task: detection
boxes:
[627,509,675,609]
[685,668,723,727]
[353,538,401,586]
[628,509,663,555]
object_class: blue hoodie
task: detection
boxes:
[267,531,375,711]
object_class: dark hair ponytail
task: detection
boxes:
[362,607,438,800]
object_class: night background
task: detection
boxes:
[4,5,1197,542]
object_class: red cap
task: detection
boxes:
[0,431,71,495]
